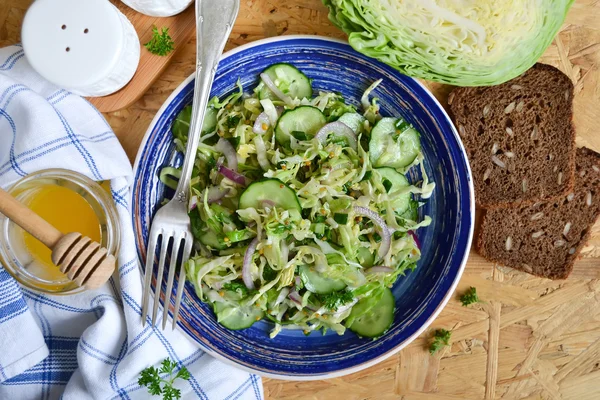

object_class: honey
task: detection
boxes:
[22,184,102,280]
[0,169,120,294]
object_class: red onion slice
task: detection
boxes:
[353,206,392,259]
[288,290,318,311]
[260,100,280,126]
[275,288,289,306]
[205,186,230,203]
[217,164,247,186]
[288,290,302,305]
[253,113,271,135]
[315,121,357,150]
[216,138,238,171]
[260,73,293,104]
[254,134,270,171]
[242,238,259,289]
[253,106,284,135]
[408,231,421,250]
[366,266,394,274]
[212,281,223,290]
[189,195,198,210]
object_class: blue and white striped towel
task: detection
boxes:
[0,45,263,400]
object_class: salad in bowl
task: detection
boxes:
[160,62,435,339]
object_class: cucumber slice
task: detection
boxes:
[337,112,365,134]
[348,288,395,338]
[198,228,227,250]
[275,106,326,147]
[369,117,421,168]
[214,302,263,330]
[374,167,412,214]
[356,247,374,268]
[299,265,346,295]
[203,107,218,134]
[239,179,301,212]
[257,63,313,101]
[224,229,254,243]
[172,105,218,141]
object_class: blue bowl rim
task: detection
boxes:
[132,34,475,380]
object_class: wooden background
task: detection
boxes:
[2,1,600,399]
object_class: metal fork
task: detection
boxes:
[141,0,240,329]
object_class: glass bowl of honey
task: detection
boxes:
[0,169,120,294]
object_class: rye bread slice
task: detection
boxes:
[448,63,576,208]
[478,147,600,280]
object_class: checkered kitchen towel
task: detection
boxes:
[0,45,263,400]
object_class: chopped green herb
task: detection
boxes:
[223,281,256,297]
[262,265,277,281]
[144,26,175,56]
[460,287,480,306]
[269,223,293,235]
[314,215,327,223]
[226,136,241,149]
[333,213,348,225]
[226,115,242,130]
[429,329,451,355]
[382,178,393,193]
[392,231,406,240]
[316,289,354,311]
[138,358,190,400]
[189,210,203,242]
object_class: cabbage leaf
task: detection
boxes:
[323,0,573,86]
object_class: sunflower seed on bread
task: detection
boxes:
[478,147,600,280]
[448,63,576,209]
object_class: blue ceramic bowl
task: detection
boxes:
[132,36,474,379]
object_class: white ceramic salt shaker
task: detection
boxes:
[21,0,140,97]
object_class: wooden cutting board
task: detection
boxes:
[85,0,196,113]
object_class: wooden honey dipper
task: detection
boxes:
[0,187,115,290]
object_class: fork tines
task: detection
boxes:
[141,228,192,330]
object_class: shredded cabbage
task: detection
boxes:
[162,64,435,338]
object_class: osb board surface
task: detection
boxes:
[2,1,600,399]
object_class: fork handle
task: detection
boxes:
[175,0,240,202]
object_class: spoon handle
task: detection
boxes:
[0,187,62,248]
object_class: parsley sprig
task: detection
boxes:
[460,286,480,306]
[145,26,175,56]
[429,329,451,355]
[138,358,190,400]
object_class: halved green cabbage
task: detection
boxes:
[323,0,573,86]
